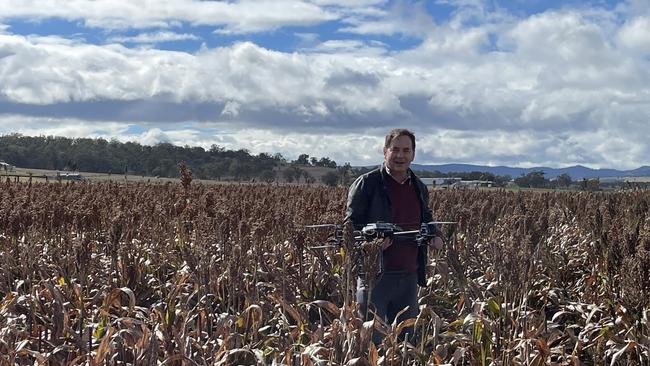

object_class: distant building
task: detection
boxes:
[421,177,462,186]
[56,172,86,181]
[451,180,493,188]
[0,161,15,172]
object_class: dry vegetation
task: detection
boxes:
[0,178,649,365]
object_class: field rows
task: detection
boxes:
[0,181,649,365]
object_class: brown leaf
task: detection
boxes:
[346,357,372,366]
[310,300,341,318]
[243,304,263,324]
[93,327,116,364]
[270,293,304,325]
[610,341,636,366]
[368,341,379,366]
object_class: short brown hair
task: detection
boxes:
[384,128,415,150]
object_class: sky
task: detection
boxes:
[1,0,649,169]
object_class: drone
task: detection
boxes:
[305,221,456,249]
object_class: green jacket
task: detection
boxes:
[344,165,434,286]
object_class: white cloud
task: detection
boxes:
[308,0,386,6]
[2,1,650,169]
[618,16,650,51]
[221,101,241,117]
[0,0,338,33]
[406,26,489,59]
[0,34,198,104]
[308,39,388,55]
[135,128,169,145]
[338,1,435,37]
[107,31,200,44]
[505,11,613,64]
[4,114,650,169]
[308,0,388,18]
[0,115,131,138]
[314,39,365,51]
[615,0,650,17]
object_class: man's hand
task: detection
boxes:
[429,236,443,250]
[381,237,393,250]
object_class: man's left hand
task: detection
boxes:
[429,236,443,250]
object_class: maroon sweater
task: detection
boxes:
[383,175,421,273]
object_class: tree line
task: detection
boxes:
[0,134,283,181]
[513,171,605,190]
[2,134,606,189]
[0,134,365,184]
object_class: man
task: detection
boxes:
[344,128,443,341]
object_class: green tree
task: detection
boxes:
[581,178,600,191]
[283,166,304,183]
[515,171,547,188]
[299,168,310,183]
[282,168,295,183]
[321,171,339,186]
[273,153,286,162]
[0,134,288,181]
[294,154,310,165]
[260,169,277,183]
[317,157,337,168]
[556,173,572,188]
[493,175,512,187]
[337,162,353,186]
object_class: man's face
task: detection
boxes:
[383,135,415,174]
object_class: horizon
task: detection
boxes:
[3,132,648,172]
[1,0,649,169]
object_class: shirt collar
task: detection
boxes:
[383,164,412,185]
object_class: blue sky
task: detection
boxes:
[1,0,649,169]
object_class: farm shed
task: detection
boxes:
[451,180,493,188]
[0,161,15,172]
[421,177,462,186]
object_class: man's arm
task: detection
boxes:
[345,175,393,250]
[421,183,434,223]
[344,175,369,230]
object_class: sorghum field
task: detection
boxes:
[1,178,649,365]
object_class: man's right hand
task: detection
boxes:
[429,236,443,250]
[381,237,393,250]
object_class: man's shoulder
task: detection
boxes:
[348,167,382,193]
[353,167,382,184]
[361,167,382,178]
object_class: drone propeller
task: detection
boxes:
[393,221,457,237]
[305,224,341,229]
[393,230,421,236]
[309,244,339,249]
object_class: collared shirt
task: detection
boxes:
[384,165,411,185]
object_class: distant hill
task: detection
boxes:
[410,163,650,180]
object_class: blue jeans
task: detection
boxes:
[356,271,419,343]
